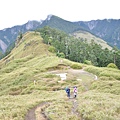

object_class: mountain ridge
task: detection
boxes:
[76,19,120,47]
[0,15,120,53]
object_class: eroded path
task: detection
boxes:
[25,102,49,120]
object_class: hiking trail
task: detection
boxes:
[25,102,49,120]
[25,68,97,120]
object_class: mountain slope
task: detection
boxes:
[72,30,112,50]
[0,31,53,66]
[0,31,66,95]
[40,15,85,33]
[0,21,42,53]
[77,19,120,48]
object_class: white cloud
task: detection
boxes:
[0,0,120,30]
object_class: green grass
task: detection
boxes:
[78,91,120,120]
[0,91,60,120]
[84,65,120,80]
[73,30,112,50]
[0,31,120,120]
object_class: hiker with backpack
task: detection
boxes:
[73,86,77,98]
[65,87,70,98]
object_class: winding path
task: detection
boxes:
[25,102,49,120]
[25,69,97,120]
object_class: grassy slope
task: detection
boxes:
[72,30,112,50]
[0,31,120,120]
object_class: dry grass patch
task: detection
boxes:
[78,91,120,120]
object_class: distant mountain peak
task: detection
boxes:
[46,14,53,21]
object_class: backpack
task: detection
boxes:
[66,88,70,93]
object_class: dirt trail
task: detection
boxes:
[68,68,97,120]
[71,99,84,120]
[25,102,49,120]
[25,69,97,120]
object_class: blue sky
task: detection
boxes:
[0,0,120,30]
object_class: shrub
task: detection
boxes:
[84,60,92,65]
[84,66,103,76]
[56,52,65,58]
[107,63,118,69]
[48,46,56,53]
[70,64,82,69]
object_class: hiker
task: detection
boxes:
[73,86,77,98]
[65,87,70,98]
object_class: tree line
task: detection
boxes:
[37,26,120,69]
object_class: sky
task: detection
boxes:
[0,0,120,30]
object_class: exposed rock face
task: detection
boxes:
[85,20,98,30]
[0,40,7,53]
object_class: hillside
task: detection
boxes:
[0,21,41,53]
[77,19,120,48]
[72,30,112,50]
[0,31,120,120]
[38,26,120,68]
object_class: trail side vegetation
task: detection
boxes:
[0,30,120,120]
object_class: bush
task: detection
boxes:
[70,64,82,69]
[84,60,92,65]
[84,66,104,76]
[48,46,56,53]
[56,52,65,58]
[107,63,118,69]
